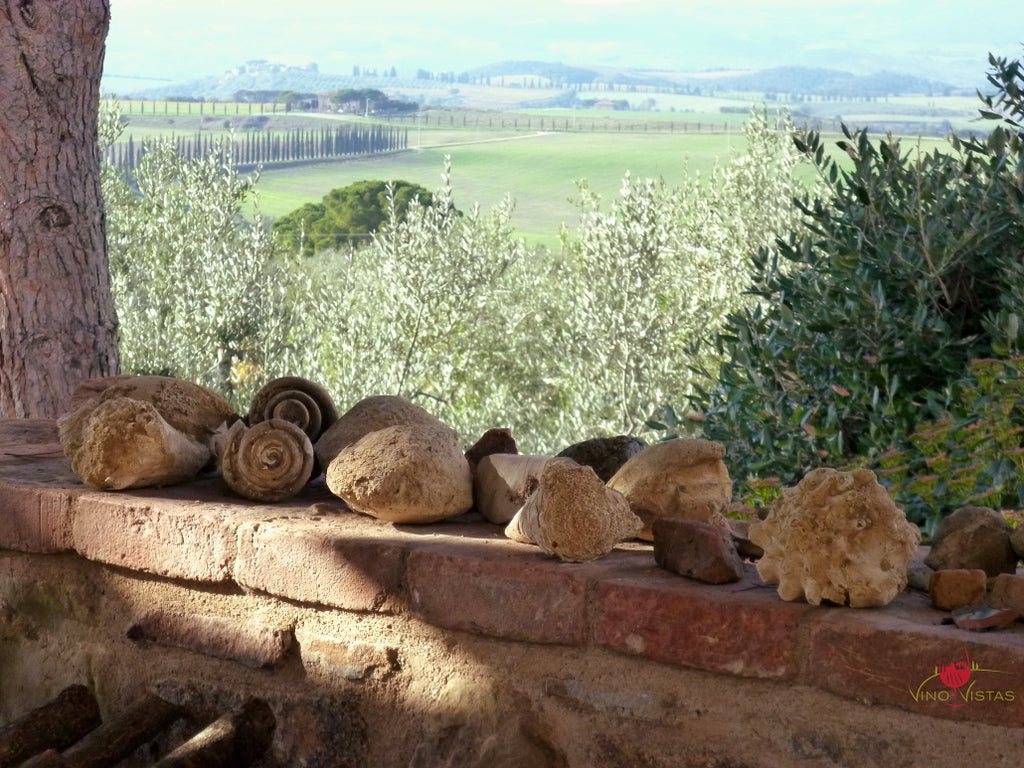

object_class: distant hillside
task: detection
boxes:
[461,61,956,96]
[466,60,600,85]
[111,60,961,103]
[679,66,957,97]
[112,66,449,101]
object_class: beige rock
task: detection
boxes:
[325,423,473,524]
[61,375,235,453]
[749,468,920,608]
[58,376,234,491]
[606,438,732,540]
[473,454,554,524]
[504,458,641,562]
[314,395,442,468]
[61,397,211,490]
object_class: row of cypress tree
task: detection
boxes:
[105,124,408,171]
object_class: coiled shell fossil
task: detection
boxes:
[220,418,315,502]
[246,376,338,443]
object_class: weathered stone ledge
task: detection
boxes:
[2,418,1023,732]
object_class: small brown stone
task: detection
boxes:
[925,506,1017,577]
[989,573,1024,614]
[556,435,647,482]
[928,568,987,611]
[464,427,518,471]
[653,517,744,584]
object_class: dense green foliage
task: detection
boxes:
[101,109,331,407]
[101,50,1024,530]
[696,51,1024,525]
[272,179,435,256]
[103,102,809,452]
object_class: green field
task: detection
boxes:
[111,93,971,250]
[250,130,748,248]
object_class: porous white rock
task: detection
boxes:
[749,467,920,608]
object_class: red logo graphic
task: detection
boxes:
[936,647,972,707]
[909,647,1015,707]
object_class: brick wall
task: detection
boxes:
[2,419,1023,767]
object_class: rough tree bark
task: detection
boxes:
[0,0,119,417]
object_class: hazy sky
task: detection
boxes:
[103,0,1022,86]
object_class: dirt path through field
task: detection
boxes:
[416,130,555,150]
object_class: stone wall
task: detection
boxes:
[2,419,1023,767]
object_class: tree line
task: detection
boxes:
[105,123,409,171]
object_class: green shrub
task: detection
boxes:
[101,103,815,453]
[102,107,333,409]
[696,51,1024,524]
[560,108,814,439]
[879,357,1024,535]
[272,179,436,256]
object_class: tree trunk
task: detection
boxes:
[0,0,119,418]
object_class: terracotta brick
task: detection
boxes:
[72,494,236,581]
[592,567,816,679]
[804,604,1024,726]
[234,517,406,611]
[127,609,294,668]
[406,539,588,645]
[0,484,74,554]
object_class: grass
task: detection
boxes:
[110,94,977,250]
[250,130,743,249]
